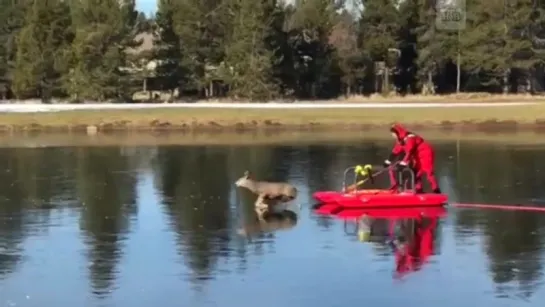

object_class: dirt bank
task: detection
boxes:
[1,104,545,132]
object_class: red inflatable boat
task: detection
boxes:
[313,165,448,216]
[314,189,447,214]
[316,198,448,218]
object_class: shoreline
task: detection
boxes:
[0,101,537,112]
[5,93,545,106]
[0,103,544,133]
[2,130,545,148]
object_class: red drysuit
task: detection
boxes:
[394,216,438,276]
[385,123,440,194]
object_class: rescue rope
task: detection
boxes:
[450,203,545,212]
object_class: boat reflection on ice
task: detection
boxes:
[344,207,445,277]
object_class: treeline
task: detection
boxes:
[0,0,148,101]
[2,0,545,102]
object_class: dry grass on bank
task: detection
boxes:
[2,130,545,148]
[0,104,545,132]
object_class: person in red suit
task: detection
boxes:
[384,123,441,194]
[392,215,438,277]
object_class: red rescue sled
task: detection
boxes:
[313,166,448,216]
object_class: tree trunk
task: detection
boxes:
[456,30,461,93]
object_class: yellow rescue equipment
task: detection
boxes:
[344,164,374,193]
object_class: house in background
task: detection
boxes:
[124,32,163,101]
[124,31,231,101]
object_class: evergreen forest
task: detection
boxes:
[1,0,545,102]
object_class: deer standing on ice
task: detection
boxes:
[234,170,298,220]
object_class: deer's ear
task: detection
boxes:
[243,170,251,178]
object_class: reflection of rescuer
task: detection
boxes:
[383,123,441,194]
[392,215,439,276]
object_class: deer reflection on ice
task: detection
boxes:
[236,209,299,238]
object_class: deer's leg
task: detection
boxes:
[255,194,268,220]
[255,206,266,221]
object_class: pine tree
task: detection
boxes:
[223,0,279,100]
[0,0,29,99]
[359,0,400,60]
[414,0,458,93]
[171,0,230,97]
[12,0,73,101]
[65,0,141,101]
[458,0,508,89]
[286,0,341,98]
[330,10,367,96]
[262,0,293,97]
[358,0,401,93]
[153,0,186,97]
[396,0,419,93]
[459,0,545,91]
